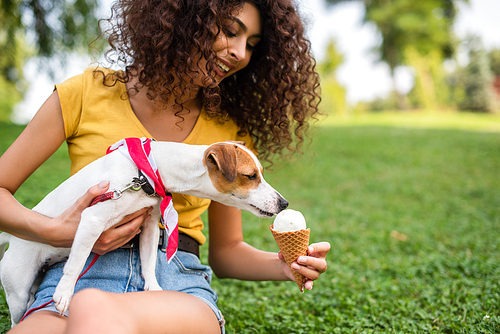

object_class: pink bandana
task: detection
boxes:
[107,137,178,262]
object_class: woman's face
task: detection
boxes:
[210,2,262,82]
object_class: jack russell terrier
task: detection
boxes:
[0,138,288,326]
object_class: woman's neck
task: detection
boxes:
[125,77,202,142]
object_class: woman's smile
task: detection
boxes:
[211,2,262,80]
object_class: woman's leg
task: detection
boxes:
[65,288,222,334]
[7,311,67,334]
[9,289,221,334]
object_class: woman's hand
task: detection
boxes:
[93,206,150,255]
[279,241,330,290]
[49,181,151,255]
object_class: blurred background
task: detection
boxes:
[1,2,499,332]
[1,0,499,124]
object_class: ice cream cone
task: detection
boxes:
[269,225,310,292]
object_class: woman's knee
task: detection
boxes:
[67,289,134,334]
[70,288,108,311]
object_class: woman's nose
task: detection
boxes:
[228,38,247,61]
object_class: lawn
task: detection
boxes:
[1,112,499,333]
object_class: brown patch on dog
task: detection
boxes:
[204,143,262,197]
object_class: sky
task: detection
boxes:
[12,0,500,123]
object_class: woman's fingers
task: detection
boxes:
[49,182,111,247]
[93,207,152,254]
[298,255,327,274]
[291,259,324,281]
[307,242,331,258]
[113,207,152,228]
[304,280,314,291]
[74,181,110,209]
[283,241,331,290]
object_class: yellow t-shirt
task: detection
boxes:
[56,67,253,245]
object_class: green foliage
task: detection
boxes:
[320,80,347,116]
[0,10,30,122]
[0,0,100,65]
[489,48,500,76]
[317,39,344,78]
[365,0,460,110]
[325,0,465,110]
[405,46,450,110]
[0,122,70,207]
[364,0,458,72]
[0,75,23,122]
[2,112,500,332]
[458,37,495,112]
[317,39,347,115]
[0,0,100,121]
[364,90,402,112]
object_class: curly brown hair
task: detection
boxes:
[98,0,321,163]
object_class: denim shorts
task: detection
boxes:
[24,248,225,333]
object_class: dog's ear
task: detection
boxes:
[204,143,238,182]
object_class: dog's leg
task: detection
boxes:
[139,207,162,291]
[0,241,45,325]
[52,206,113,315]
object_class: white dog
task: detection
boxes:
[0,139,288,326]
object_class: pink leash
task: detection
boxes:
[20,253,101,321]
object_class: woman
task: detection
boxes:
[0,0,330,333]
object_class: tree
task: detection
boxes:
[489,48,500,76]
[324,0,464,109]
[0,0,100,121]
[317,39,347,115]
[1,0,100,81]
[489,48,500,108]
[458,37,494,112]
[405,46,448,110]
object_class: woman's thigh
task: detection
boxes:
[66,289,221,334]
[7,311,67,334]
[8,290,221,334]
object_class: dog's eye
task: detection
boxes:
[245,173,257,180]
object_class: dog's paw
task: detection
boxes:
[144,280,162,291]
[53,294,71,315]
[53,287,73,315]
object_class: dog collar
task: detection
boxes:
[137,170,162,197]
[106,137,179,262]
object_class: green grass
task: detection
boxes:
[1,112,499,333]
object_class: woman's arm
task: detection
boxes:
[0,91,68,243]
[0,91,148,254]
[208,201,288,281]
[208,201,329,289]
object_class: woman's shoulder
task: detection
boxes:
[58,67,120,90]
[56,67,125,108]
[82,67,122,88]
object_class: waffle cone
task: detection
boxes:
[269,225,310,292]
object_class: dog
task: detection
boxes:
[0,139,288,326]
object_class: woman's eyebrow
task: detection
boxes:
[233,17,262,38]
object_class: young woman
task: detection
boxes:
[0,1,330,333]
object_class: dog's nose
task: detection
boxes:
[279,197,289,211]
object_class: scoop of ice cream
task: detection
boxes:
[272,209,306,232]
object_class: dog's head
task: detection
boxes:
[204,142,288,217]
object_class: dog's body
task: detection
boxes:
[0,140,288,325]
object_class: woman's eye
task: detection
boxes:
[245,174,257,180]
[246,43,257,52]
[224,28,237,37]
